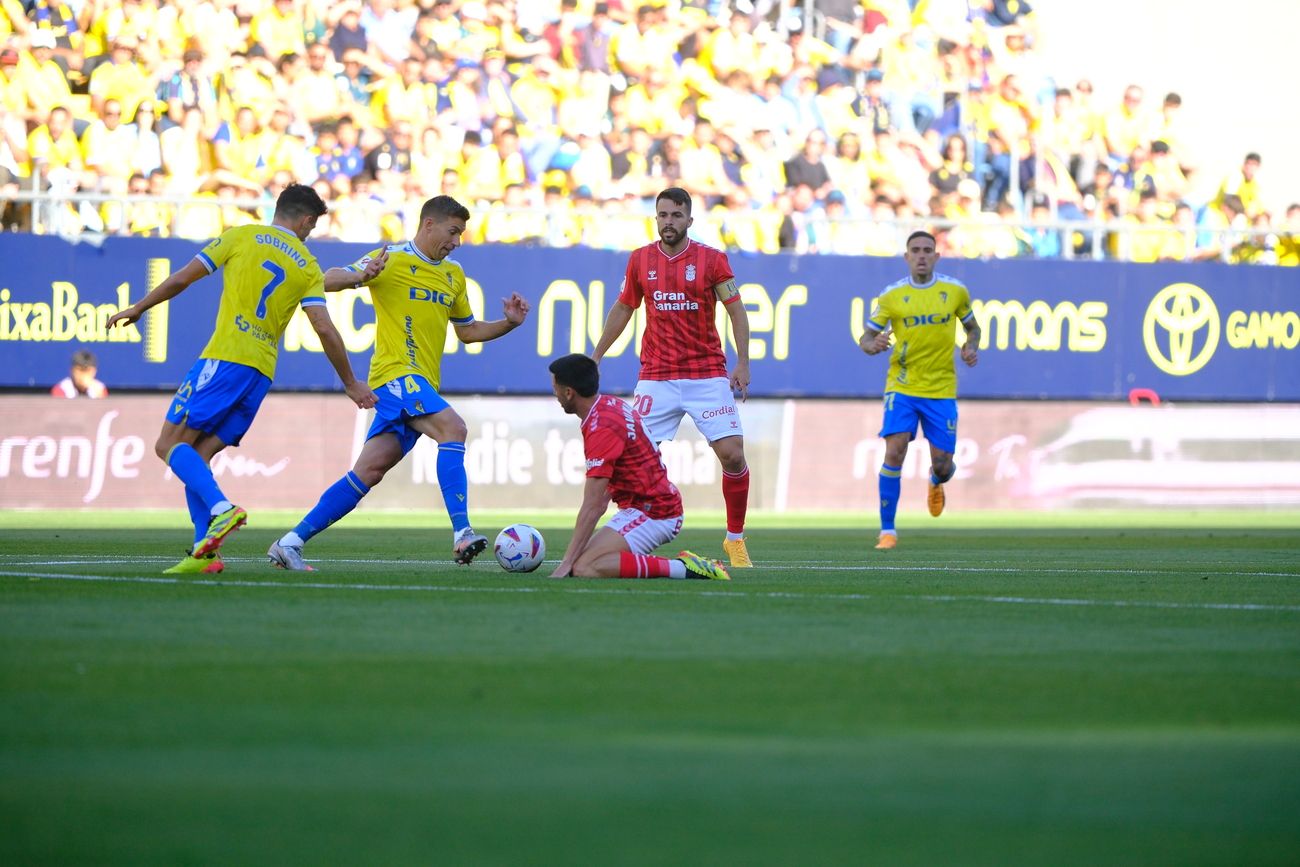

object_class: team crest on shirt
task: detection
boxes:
[940,291,948,303]
[446,272,454,288]
[685,264,696,282]
[903,295,910,303]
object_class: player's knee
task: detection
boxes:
[712,437,745,471]
[355,466,386,488]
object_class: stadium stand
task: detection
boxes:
[0,0,1293,264]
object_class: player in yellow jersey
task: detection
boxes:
[859,231,981,550]
[269,196,531,571]
[107,185,381,574]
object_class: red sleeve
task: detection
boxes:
[710,248,735,289]
[617,248,644,308]
[583,421,624,480]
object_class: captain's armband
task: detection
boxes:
[714,278,740,302]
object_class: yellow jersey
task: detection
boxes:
[195,224,326,378]
[868,274,975,399]
[345,241,475,390]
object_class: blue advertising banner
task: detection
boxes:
[1,234,1296,400]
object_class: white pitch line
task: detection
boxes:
[1,555,1295,579]
[2,570,1298,613]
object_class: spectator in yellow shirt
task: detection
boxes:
[27,104,82,180]
[88,36,155,125]
[20,30,73,125]
[81,97,137,191]
[252,0,308,60]
[1102,83,1147,163]
[1214,152,1263,219]
[1275,204,1300,266]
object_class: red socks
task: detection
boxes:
[722,467,750,535]
[619,551,672,578]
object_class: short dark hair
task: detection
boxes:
[906,230,936,248]
[656,187,692,214]
[420,195,471,223]
[1245,152,1262,164]
[549,353,599,397]
[274,183,328,220]
[72,349,98,369]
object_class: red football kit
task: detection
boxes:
[618,240,739,380]
[582,395,683,519]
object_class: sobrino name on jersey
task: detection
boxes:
[255,233,309,268]
[651,290,699,312]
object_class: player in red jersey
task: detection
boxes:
[547,353,729,581]
[591,187,755,568]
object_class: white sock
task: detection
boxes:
[454,527,475,545]
[280,532,305,548]
[210,500,232,516]
[879,529,897,537]
[668,560,687,579]
[726,531,744,542]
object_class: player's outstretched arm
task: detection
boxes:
[304,305,377,409]
[106,258,209,329]
[323,250,388,291]
[551,477,611,578]
[591,301,635,363]
[452,292,530,343]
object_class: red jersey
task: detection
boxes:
[618,239,739,380]
[582,394,683,519]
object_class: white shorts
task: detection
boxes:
[604,508,683,555]
[632,377,744,443]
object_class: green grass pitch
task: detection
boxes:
[2,509,1298,866]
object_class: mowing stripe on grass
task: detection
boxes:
[3,570,1298,613]
[1,554,1296,579]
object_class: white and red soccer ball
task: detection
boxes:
[494,524,546,573]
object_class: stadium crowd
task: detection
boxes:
[0,0,1295,264]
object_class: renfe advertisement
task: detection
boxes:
[1,235,1296,401]
[3,396,1297,512]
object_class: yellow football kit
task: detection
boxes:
[345,241,476,390]
[194,224,326,378]
[868,274,975,399]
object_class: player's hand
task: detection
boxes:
[359,250,388,284]
[550,561,572,578]
[503,292,530,326]
[859,328,891,355]
[344,380,378,409]
[730,360,750,402]
[106,304,142,329]
[961,341,978,367]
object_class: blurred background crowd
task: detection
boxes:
[0,0,1294,263]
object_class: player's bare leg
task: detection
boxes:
[927,444,956,518]
[712,435,752,567]
[567,528,709,580]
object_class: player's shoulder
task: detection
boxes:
[880,276,912,296]
[689,239,728,259]
[932,272,969,292]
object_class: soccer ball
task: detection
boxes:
[494,523,546,573]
